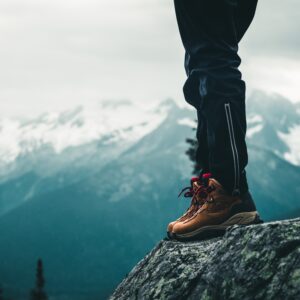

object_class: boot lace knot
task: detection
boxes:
[177,174,214,204]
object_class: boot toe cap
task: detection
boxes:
[167,221,177,233]
[172,222,189,235]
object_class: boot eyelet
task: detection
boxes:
[208,197,214,203]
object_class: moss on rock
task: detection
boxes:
[110,218,300,300]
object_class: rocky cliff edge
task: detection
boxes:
[110,218,300,300]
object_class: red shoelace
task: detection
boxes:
[177,173,214,203]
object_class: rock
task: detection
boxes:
[110,218,300,300]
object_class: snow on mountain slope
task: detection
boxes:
[1,91,299,181]
[247,114,264,138]
[246,91,300,166]
[278,125,300,165]
[0,100,168,179]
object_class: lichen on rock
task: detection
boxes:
[110,218,300,300]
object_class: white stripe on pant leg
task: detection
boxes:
[224,103,237,190]
[224,103,239,193]
[227,103,240,189]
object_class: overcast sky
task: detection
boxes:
[0,0,299,118]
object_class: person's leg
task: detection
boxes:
[174,0,258,196]
[168,0,260,239]
[195,110,209,174]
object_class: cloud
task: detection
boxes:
[0,0,299,117]
[241,0,300,58]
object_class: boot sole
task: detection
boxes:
[173,211,262,241]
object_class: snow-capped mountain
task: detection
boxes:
[246,91,300,166]
[0,99,168,178]
[1,91,299,179]
[1,91,299,181]
[0,99,175,214]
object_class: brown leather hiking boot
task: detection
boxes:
[172,178,261,241]
[167,173,212,238]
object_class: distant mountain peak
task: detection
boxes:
[247,90,300,166]
[152,98,180,114]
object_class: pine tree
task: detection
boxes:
[30,259,48,300]
[0,284,3,300]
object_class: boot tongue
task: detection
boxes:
[191,173,216,204]
[208,178,223,189]
[202,172,212,187]
[208,178,229,197]
[192,181,202,193]
[192,173,213,204]
[192,181,207,204]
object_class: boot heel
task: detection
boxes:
[222,211,259,226]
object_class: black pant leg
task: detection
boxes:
[195,110,209,174]
[174,0,243,110]
[174,0,258,195]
